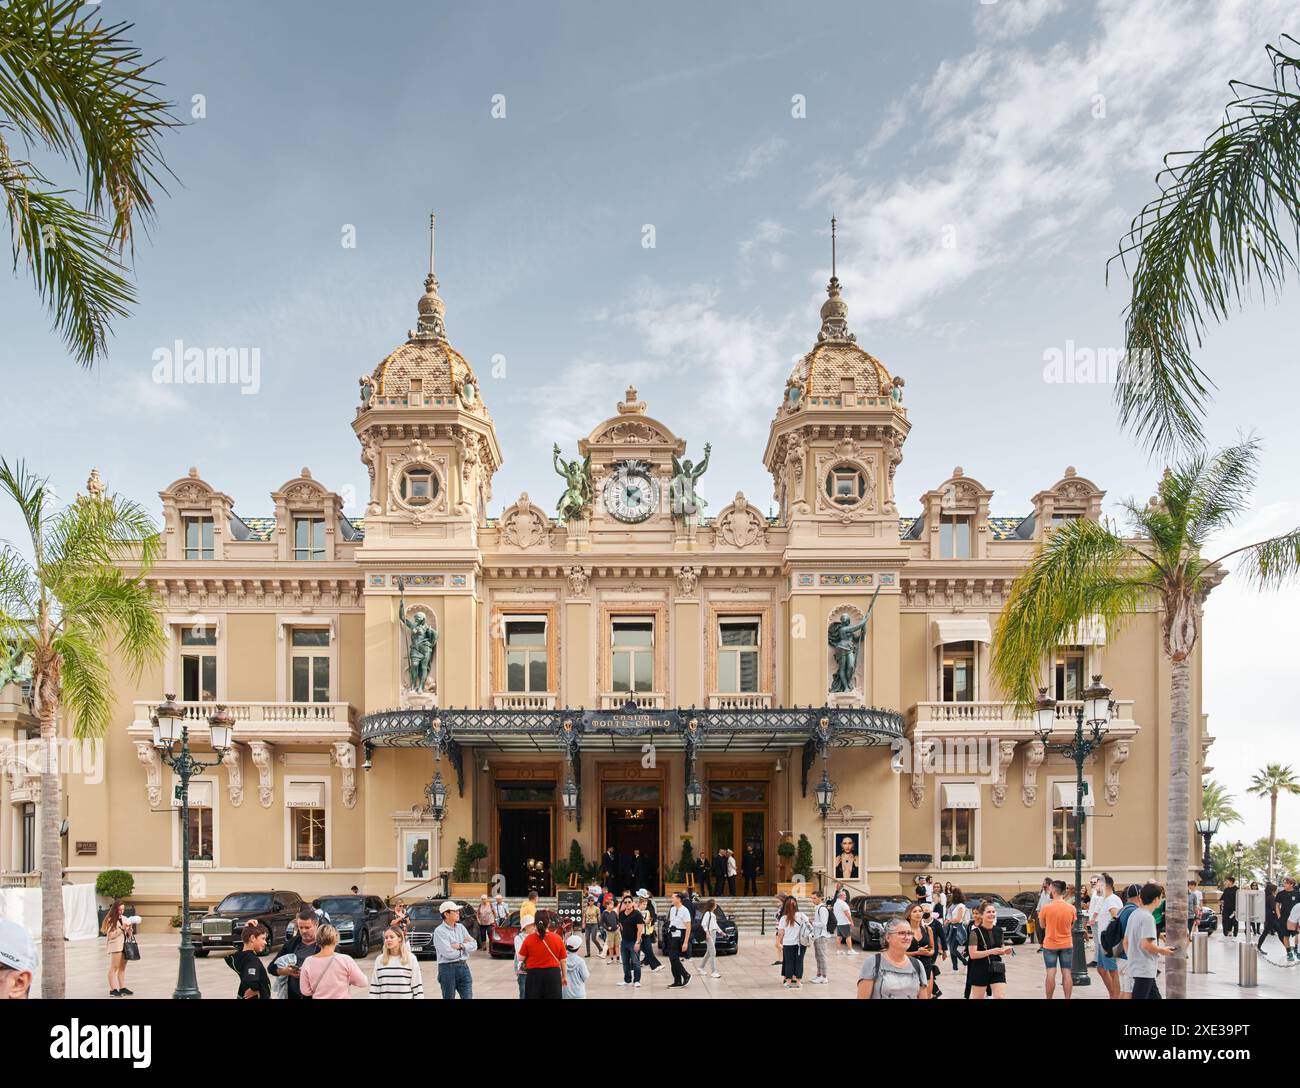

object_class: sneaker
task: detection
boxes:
[617,980,629,986]
[109,990,122,997]
[848,949,859,956]
[810,976,827,984]
[782,980,792,988]
[711,972,722,978]
[682,974,692,986]
[634,981,642,988]
[793,981,803,989]
[119,988,134,996]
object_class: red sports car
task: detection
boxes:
[488,911,575,958]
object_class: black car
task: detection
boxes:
[849,895,914,950]
[1195,906,1218,934]
[283,895,392,957]
[1009,891,1041,917]
[191,890,305,956]
[657,903,739,957]
[406,900,481,959]
[961,892,1029,943]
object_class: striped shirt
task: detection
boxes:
[369,955,425,999]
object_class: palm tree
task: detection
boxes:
[1110,35,1300,454]
[0,0,175,365]
[1246,764,1300,883]
[1202,779,1242,825]
[0,462,164,997]
[992,437,1300,998]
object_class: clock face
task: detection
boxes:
[604,464,659,523]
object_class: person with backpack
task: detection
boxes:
[699,897,724,979]
[775,894,811,990]
[945,888,970,967]
[1092,873,1124,998]
[1113,883,1142,999]
[809,890,832,985]
[1037,879,1076,999]
[832,888,855,955]
[1123,883,1174,999]
[856,919,930,998]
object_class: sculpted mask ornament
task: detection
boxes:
[566,565,591,597]
[676,565,699,596]
[397,576,437,694]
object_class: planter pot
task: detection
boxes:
[776,881,812,897]
[664,883,692,897]
[449,882,489,900]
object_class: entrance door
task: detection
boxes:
[604,807,660,895]
[708,781,768,895]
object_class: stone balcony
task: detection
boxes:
[599,691,666,710]
[492,692,558,710]
[908,698,1137,737]
[707,692,774,710]
[130,699,358,745]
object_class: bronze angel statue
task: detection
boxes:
[553,444,593,526]
[669,443,711,519]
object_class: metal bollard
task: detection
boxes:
[1190,930,1209,973]
[1237,940,1258,988]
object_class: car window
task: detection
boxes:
[367,897,385,912]
[219,893,273,913]
[316,897,363,914]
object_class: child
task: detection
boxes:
[563,933,589,998]
[601,899,621,963]
[227,920,270,999]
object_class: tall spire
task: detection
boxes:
[412,211,447,341]
[817,215,855,345]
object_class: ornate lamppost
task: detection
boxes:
[1195,816,1222,885]
[152,695,234,1000]
[1034,675,1113,988]
[1232,840,1245,884]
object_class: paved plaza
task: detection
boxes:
[36,928,1296,1000]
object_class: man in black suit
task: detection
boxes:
[602,847,619,894]
[742,844,760,896]
[695,854,711,895]
[631,849,650,893]
[713,849,729,898]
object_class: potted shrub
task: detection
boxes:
[95,869,134,930]
[449,838,490,899]
[664,838,695,896]
[775,840,800,893]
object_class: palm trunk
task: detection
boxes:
[38,700,65,999]
[1164,655,1191,999]
[1267,792,1278,884]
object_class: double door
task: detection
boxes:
[708,785,767,895]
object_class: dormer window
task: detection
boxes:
[939,513,972,559]
[1051,512,1082,529]
[184,516,214,560]
[399,467,438,507]
[826,465,866,507]
[293,517,325,561]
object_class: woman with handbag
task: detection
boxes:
[775,895,810,990]
[101,899,134,997]
[518,910,568,999]
[299,924,368,999]
[967,901,1009,999]
[904,903,935,997]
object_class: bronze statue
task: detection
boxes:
[828,583,881,693]
[552,444,593,526]
[397,576,437,692]
[669,443,711,519]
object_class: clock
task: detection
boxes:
[603,460,659,523]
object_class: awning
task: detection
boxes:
[931,617,993,647]
[285,781,325,809]
[172,779,213,809]
[1051,781,1095,810]
[940,782,981,810]
[1064,615,1107,646]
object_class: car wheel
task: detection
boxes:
[358,929,370,957]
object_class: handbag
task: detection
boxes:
[121,934,141,962]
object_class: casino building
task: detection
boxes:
[1,221,1214,920]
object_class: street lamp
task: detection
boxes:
[1033,675,1112,988]
[561,773,578,819]
[815,767,836,819]
[153,695,234,1000]
[1195,816,1222,885]
[686,775,702,823]
[1232,840,1245,883]
[425,768,447,821]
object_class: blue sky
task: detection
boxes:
[1,0,1296,846]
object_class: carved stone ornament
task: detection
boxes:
[386,440,449,522]
[135,742,162,808]
[676,565,699,596]
[991,739,1017,807]
[222,745,244,807]
[566,565,591,597]
[249,741,275,808]
[910,740,936,808]
[815,446,878,522]
[714,492,767,548]
[592,419,661,445]
[1105,740,1131,805]
[332,742,358,809]
[500,493,550,549]
[1022,739,1045,807]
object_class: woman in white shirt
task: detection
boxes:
[775,896,810,989]
[370,927,424,999]
[700,898,723,978]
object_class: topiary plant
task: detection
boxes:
[676,836,696,882]
[452,838,472,882]
[794,834,815,880]
[777,841,795,859]
[95,870,134,899]
[467,841,488,877]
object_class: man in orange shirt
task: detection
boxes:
[1038,879,1077,999]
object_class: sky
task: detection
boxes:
[0,0,1296,847]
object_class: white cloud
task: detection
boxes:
[732,136,787,182]
[976,0,1068,41]
[738,219,790,276]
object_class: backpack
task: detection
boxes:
[868,952,927,998]
[1105,903,1138,958]
[798,915,814,947]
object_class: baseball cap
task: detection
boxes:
[438,900,461,915]
[0,919,38,974]
[565,933,583,952]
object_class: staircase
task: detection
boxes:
[485,896,785,935]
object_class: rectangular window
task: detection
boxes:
[290,628,331,703]
[293,517,326,561]
[940,640,976,702]
[611,618,654,693]
[293,808,326,862]
[1054,646,1086,701]
[504,618,548,693]
[21,803,36,872]
[940,808,974,858]
[1051,512,1082,528]
[183,516,214,560]
[180,627,217,702]
[717,619,760,693]
[939,514,972,559]
[182,806,214,860]
[1053,807,1085,860]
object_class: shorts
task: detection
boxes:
[836,924,851,939]
[1118,958,1134,994]
[1097,950,1118,971]
[1042,947,1072,970]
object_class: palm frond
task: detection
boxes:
[993,518,1152,708]
[1218,527,1300,591]
[1202,779,1242,824]
[1182,436,1261,544]
[0,458,48,558]
[61,568,164,674]
[52,621,110,739]
[1108,36,1300,454]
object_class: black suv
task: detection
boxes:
[283,895,393,957]
[850,895,915,950]
[191,890,305,956]
[656,902,739,957]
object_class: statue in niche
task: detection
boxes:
[397,576,437,693]
[827,583,881,694]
